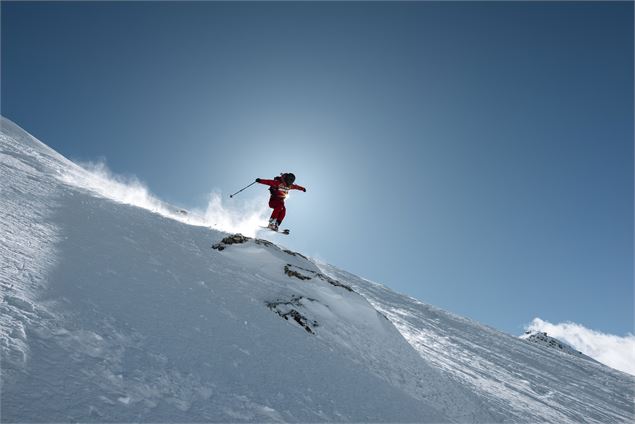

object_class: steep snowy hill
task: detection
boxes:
[1,117,634,423]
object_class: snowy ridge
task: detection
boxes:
[1,117,634,422]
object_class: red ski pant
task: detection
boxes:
[269,197,286,224]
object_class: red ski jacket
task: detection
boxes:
[257,179,306,200]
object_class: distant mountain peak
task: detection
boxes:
[520,330,594,361]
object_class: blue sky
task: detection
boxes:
[2,1,633,337]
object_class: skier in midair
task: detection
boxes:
[255,173,306,231]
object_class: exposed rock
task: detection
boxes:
[212,233,251,251]
[283,249,308,260]
[315,272,354,293]
[284,265,312,280]
[283,264,354,292]
[224,234,250,244]
[254,238,276,248]
[522,331,585,358]
[266,296,318,334]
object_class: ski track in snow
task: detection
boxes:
[1,116,634,423]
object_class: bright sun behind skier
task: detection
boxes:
[255,173,306,232]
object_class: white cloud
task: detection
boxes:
[60,160,270,237]
[526,318,635,376]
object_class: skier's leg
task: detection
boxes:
[268,198,278,221]
[269,198,284,228]
[276,204,286,225]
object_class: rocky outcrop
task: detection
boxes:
[211,235,350,335]
[522,331,587,358]
[212,234,302,254]
[266,296,319,334]
[284,264,354,292]
[283,249,308,260]
[211,234,250,251]
[283,265,312,281]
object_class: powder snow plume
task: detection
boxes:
[59,160,270,237]
[192,190,270,237]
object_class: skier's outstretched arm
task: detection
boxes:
[256,178,278,187]
[290,184,306,192]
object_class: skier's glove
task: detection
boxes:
[302,187,306,192]
[256,178,261,183]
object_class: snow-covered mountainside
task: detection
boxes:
[320,264,635,423]
[1,117,634,423]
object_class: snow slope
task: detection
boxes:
[1,117,634,422]
[319,265,635,423]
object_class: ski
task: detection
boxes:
[259,226,290,235]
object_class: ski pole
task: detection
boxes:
[229,181,257,198]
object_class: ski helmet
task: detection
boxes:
[283,173,296,185]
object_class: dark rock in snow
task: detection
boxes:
[254,238,276,248]
[212,233,250,251]
[283,264,354,292]
[522,331,587,358]
[284,264,312,281]
[283,249,308,260]
[267,295,319,334]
